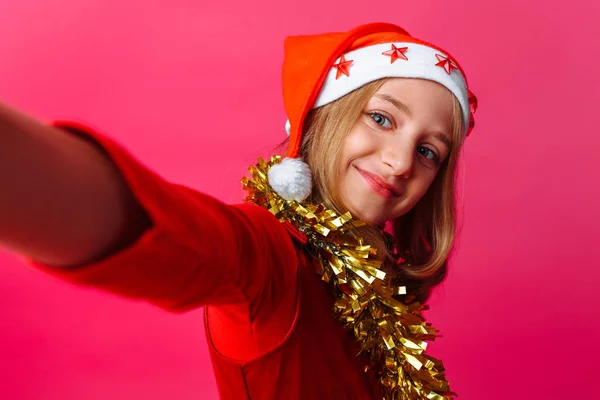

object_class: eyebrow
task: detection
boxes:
[374,94,412,117]
[374,93,452,149]
[433,132,452,150]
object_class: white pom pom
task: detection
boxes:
[268,158,312,202]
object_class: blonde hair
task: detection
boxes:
[289,78,465,303]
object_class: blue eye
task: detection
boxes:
[418,146,440,164]
[370,112,393,129]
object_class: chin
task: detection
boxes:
[350,208,387,226]
[344,195,406,226]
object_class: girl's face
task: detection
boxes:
[337,78,455,225]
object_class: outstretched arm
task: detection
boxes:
[0,102,151,267]
[0,104,297,314]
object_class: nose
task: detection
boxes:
[381,144,414,179]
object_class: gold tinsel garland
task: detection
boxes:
[241,156,456,400]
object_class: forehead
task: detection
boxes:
[372,78,455,122]
[376,78,454,102]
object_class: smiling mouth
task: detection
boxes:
[355,166,402,198]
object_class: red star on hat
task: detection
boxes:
[382,44,408,63]
[333,55,353,79]
[435,54,458,74]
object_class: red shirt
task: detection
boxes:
[25,121,381,399]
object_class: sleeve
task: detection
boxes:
[21,120,299,313]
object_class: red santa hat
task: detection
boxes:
[268,22,477,202]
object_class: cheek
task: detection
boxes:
[339,125,378,166]
[410,170,438,200]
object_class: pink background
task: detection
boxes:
[1,0,599,399]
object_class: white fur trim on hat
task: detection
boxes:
[268,158,312,202]
[315,42,470,133]
[285,119,291,135]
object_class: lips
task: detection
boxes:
[355,166,402,197]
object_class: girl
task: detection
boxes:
[1,22,476,400]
